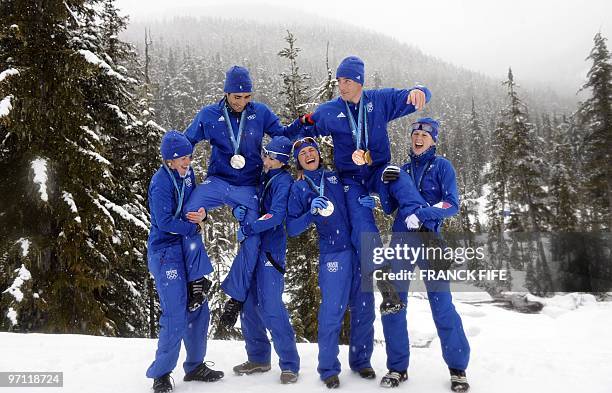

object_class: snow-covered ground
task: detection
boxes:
[1,293,611,393]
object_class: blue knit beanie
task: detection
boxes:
[161,130,193,161]
[411,117,440,142]
[336,56,365,85]
[292,138,320,162]
[264,136,292,164]
[224,65,253,93]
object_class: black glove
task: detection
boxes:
[187,276,212,312]
[382,165,401,183]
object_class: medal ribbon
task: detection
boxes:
[164,165,186,219]
[222,104,246,155]
[303,170,326,197]
[259,172,284,212]
[345,94,369,151]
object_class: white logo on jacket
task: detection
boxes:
[327,175,338,184]
[327,261,339,273]
[264,261,273,267]
[184,177,192,188]
[337,112,346,118]
[366,102,374,112]
[247,114,256,120]
[344,185,349,193]
[218,116,225,121]
[166,269,178,280]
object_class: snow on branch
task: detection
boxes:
[97,195,148,231]
[31,158,49,202]
[0,95,13,118]
[78,49,127,82]
[65,138,110,165]
[2,264,32,303]
[62,191,82,224]
[0,68,19,83]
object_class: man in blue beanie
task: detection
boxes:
[231,136,300,384]
[299,55,435,311]
[146,130,224,393]
[183,65,304,327]
[287,137,377,389]
[377,118,471,391]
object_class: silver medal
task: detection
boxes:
[318,198,335,217]
[230,154,245,169]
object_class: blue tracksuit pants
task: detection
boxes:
[184,176,261,302]
[146,244,211,379]
[240,250,300,373]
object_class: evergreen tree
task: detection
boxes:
[0,0,152,335]
[577,32,612,231]
[278,30,310,120]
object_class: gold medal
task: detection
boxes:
[364,150,373,165]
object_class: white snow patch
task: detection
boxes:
[105,104,128,123]
[66,139,110,165]
[0,95,13,118]
[78,50,126,81]
[1,296,612,392]
[3,264,32,303]
[0,68,19,82]
[62,191,82,224]
[6,308,17,325]
[31,158,49,202]
[81,125,100,142]
[16,238,30,257]
[98,195,148,231]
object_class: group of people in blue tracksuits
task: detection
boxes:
[144,56,471,393]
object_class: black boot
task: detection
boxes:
[357,367,376,379]
[449,368,470,392]
[379,369,407,388]
[377,278,406,315]
[324,375,340,389]
[188,277,212,312]
[183,362,224,382]
[152,373,173,393]
[220,298,243,327]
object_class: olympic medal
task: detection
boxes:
[230,154,246,169]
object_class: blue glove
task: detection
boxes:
[358,195,376,209]
[310,196,328,214]
[232,205,247,222]
[237,226,247,243]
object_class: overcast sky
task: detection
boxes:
[115,0,612,96]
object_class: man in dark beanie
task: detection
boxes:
[183,65,304,327]
[299,56,434,305]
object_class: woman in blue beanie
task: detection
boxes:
[379,118,471,392]
[146,131,224,393]
[231,136,300,384]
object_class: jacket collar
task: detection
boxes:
[410,146,437,164]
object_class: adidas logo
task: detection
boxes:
[173,153,178,157]
[218,116,225,121]
[337,112,346,118]
[264,261,273,267]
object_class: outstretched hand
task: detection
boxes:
[407,89,426,110]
